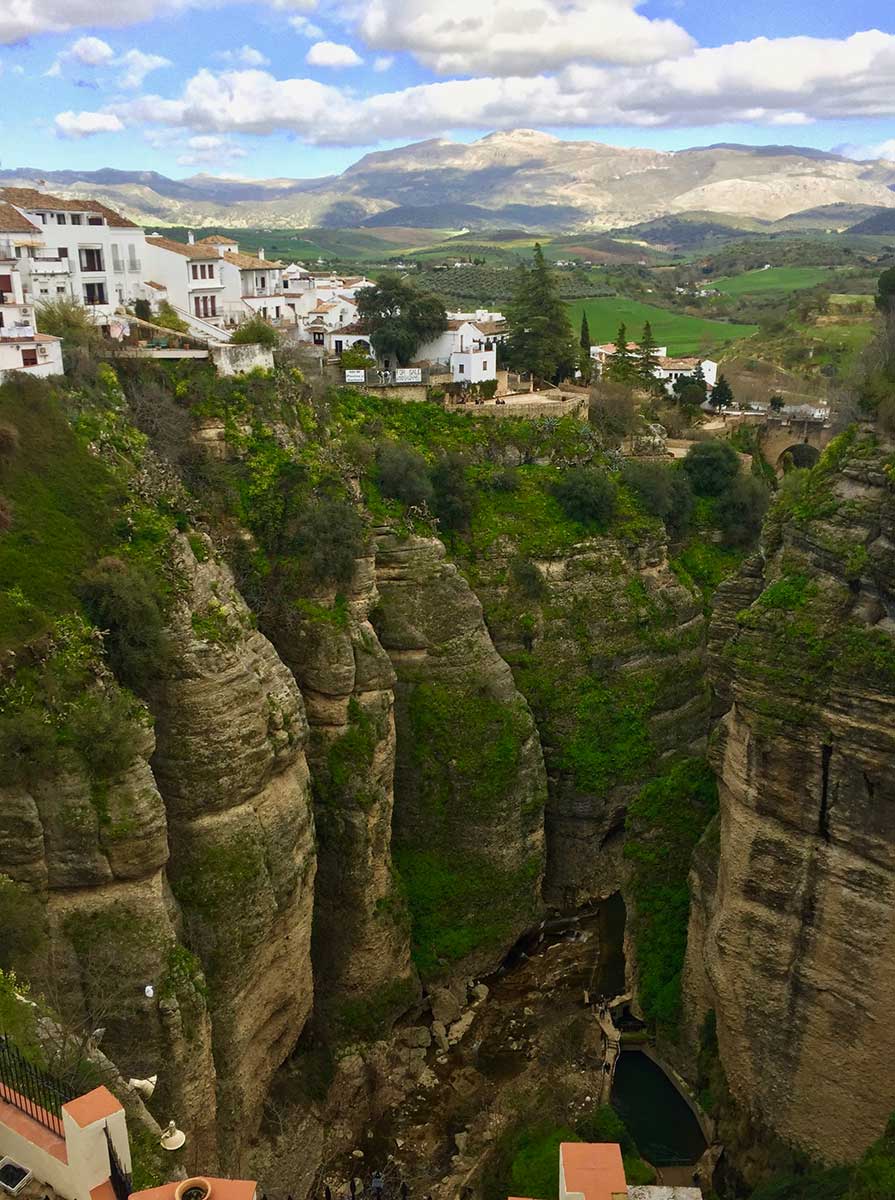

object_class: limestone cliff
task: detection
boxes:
[372,529,547,980]
[682,428,895,1160]
[148,535,316,1148]
[462,532,709,908]
[263,551,416,1037]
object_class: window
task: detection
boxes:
[209,295,217,317]
[57,213,66,224]
[458,363,465,374]
[38,213,47,224]
[87,216,103,226]
[313,331,325,345]
[201,296,209,318]
[191,264,199,280]
[71,215,82,226]
[57,285,66,295]
[194,297,202,317]
[58,248,68,258]
[39,286,49,295]
[79,248,104,272]
[111,244,123,271]
[0,274,11,296]
[206,264,214,279]
[128,246,139,269]
[83,282,107,306]
[22,348,38,367]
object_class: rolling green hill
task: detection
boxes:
[712,266,836,296]
[566,297,757,356]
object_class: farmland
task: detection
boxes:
[711,266,837,296]
[566,296,758,356]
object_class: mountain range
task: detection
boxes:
[4,129,895,232]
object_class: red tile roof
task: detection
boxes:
[0,201,40,233]
[0,188,137,228]
[62,1086,123,1128]
[147,236,220,260]
[560,1143,628,1200]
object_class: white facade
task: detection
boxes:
[0,187,146,323]
[0,218,63,382]
[416,318,502,383]
[590,340,716,393]
[144,234,226,326]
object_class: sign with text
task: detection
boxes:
[394,368,423,384]
[344,369,366,383]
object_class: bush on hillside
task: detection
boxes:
[588,380,640,446]
[431,452,473,533]
[0,708,59,785]
[552,468,616,527]
[291,496,366,586]
[375,441,433,508]
[79,557,170,691]
[718,475,770,546]
[153,302,189,334]
[340,346,375,369]
[0,875,46,970]
[682,440,741,496]
[230,315,278,346]
[510,1126,580,1200]
[0,423,19,460]
[36,297,103,350]
[510,556,548,600]
[0,495,11,533]
[622,461,694,536]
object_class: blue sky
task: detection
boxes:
[1,0,894,179]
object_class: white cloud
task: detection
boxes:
[1,0,321,45]
[217,45,270,67]
[55,109,125,137]
[358,0,694,75]
[176,134,248,166]
[46,34,114,75]
[117,48,171,88]
[289,15,324,38]
[373,55,394,72]
[837,138,895,161]
[306,40,363,67]
[93,29,895,150]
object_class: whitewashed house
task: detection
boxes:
[144,234,227,327]
[0,201,63,381]
[590,340,668,372]
[590,339,716,393]
[0,187,146,323]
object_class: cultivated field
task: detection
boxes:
[711,266,835,295]
[567,297,758,356]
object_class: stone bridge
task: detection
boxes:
[757,415,833,471]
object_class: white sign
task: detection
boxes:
[344,369,366,383]
[394,368,422,384]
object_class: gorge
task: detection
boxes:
[1,355,894,1200]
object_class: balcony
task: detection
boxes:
[0,325,36,340]
[31,258,70,276]
[112,260,142,274]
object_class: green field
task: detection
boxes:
[712,266,835,295]
[566,297,757,356]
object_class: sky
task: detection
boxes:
[0,0,894,180]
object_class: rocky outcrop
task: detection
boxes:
[0,707,219,1165]
[682,430,895,1160]
[148,535,316,1150]
[265,551,416,1038]
[372,530,547,981]
[465,533,709,908]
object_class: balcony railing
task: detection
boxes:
[0,1035,77,1138]
[0,324,36,340]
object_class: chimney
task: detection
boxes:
[187,230,195,244]
[258,247,265,260]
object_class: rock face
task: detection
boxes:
[372,530,547,980]
[148,536,316,1150]
[682,430,895,1160]
[0,709,219,1165]
[466,534,709,908]
[265,551,416,1036]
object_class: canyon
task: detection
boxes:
[1,366,894,1196]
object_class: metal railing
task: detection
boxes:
[104,1124,132,1200]
[0,1035,77,1138]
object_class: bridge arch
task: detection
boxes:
[777,442,821,471]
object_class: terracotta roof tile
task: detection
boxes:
[560,1142,627,1200]
[0,201,41,233]
[0,188,137,228]
[197,235,237,244]
[223,250,283,270]
[147,236,221,260]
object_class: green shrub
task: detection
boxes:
[489,467,520,492]
[66,689,142,778]
[510,1126,580,1200]
[0,494,11,532]
[0,708,59,785]
[718,475,770,547]
[551,468,616,527]
[154,302,189,334]
[231,315,278,346]
[291,496,366,586]
[0,876,46,969]
[375,441,433,508]
[36,297,103,349]
[683,440,742,496]
[510,556,547,600]
[0,423,19,460]
[622,461,694,536]
[79,557,170,690]
[431,452,473,533]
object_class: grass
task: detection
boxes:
[712,266,834,295]
[0,377,124,650]
[566,296,757,355]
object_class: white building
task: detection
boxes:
[590,340,668,372]
[144,234,227,327]
[283,266,371,341]
[0,201,63,381]
[0,187,146,324]
[325,312,506,383]
[590,340,717,393]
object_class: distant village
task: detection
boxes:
[0,185,720,402]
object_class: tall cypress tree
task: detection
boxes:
[637,321,660,386]
[506,244,576,384]
[709,373,733,410]
[580,312,591,353]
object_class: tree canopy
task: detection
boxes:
[875,267,895,313]
[505,244,576,383]
[355,273,447,366]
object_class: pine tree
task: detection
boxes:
[605,322,635,383]
[709,373,733,410]
[505,244,577,384]
[637,321,660,386]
